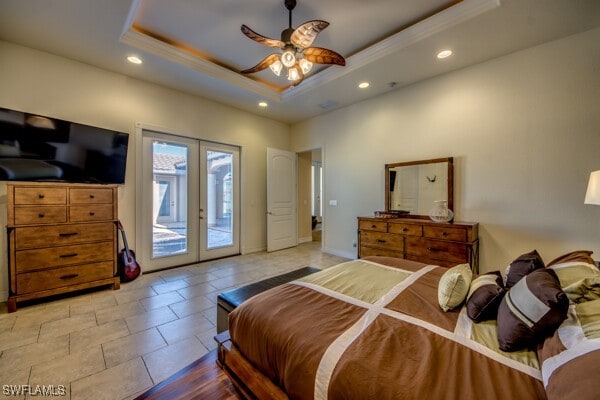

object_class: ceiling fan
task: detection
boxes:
[240,0,345,84]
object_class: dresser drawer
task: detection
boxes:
[423,226,467,242]
[15,222,115,249]
[360,231,404,248]
[70,188,114,204]
[15,241,115,273]
[14,206,67,225]
[359,220,388,232]
[388,223,423,236]
[13,187,67,205]
[360,246,404,259]
[405,237,468,263]
[16,261,114,294]
[69,205,114,222]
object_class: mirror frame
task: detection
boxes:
[385,157,454,216]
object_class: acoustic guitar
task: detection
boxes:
[117,220,141,282]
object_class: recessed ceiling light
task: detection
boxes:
[358,82,370,89]
[258,101,268,108]
[437,50,453,59]
[127,56,143,64]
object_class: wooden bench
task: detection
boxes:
[216,266,321,333]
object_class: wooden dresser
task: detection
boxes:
[357,216,479,273]
[6,182,120,312]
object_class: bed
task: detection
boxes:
[217,253,600,400]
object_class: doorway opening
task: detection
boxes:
[297,148,322,244]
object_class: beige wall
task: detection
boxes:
[291,27,600,273]
[0,41,290,300]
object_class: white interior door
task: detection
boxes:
[199,141,240,260]
[267,147,297,252]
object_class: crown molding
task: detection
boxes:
[281,0,500,99]
[121,0,499,103]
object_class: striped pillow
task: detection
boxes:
[438,263,472,312]
[497,268,569,352]
[466,271,505,322]
[547,250,600,303]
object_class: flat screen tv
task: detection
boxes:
[0,108,128,184]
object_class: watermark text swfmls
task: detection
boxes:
[3,385,67,396]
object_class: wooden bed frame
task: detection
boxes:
[215,331,288,400]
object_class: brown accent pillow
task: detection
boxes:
[466,271,505,322]
[546,250,595,267]
[504,249,545,289]
[497,268,569,352]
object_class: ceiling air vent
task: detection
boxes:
[318,100,338,110]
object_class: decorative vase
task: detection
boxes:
[429,200,453,223]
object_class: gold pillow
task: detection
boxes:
[438,263,473,312]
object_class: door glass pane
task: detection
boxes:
[153,141,188,258]
[207,150,233,249]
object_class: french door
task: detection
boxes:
[137,128,240,271]
[199,142,240,259]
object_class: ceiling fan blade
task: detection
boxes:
[303,47,346,66]
[241,25,285,48]
[240,54,280,74]
[291,20,329,48]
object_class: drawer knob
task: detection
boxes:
[442,232,448,237]
[89,194,95,198]
[402,228,409,232]
[60,273,79,280]
[59,253,78,258]
[371,224,377,228]
[38,213,45,218]
[59,232,78,237]
[38,194,45,199]
[376,239,387,243]
[89,212,95,216]
[427,247,440,252]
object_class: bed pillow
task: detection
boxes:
[466,271,506,322]
[504,249,545,289]
[547,250,600,303]
[438,263,472,312]
[497,268,569,352]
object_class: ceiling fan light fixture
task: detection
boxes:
[269,60,283,76]
[299,58,313,74]
[281,49,296,68]
[240,0,345,84]
[287,67,300,81]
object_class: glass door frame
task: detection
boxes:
[135,123,241,271]
[199,141,240,260]
[137,127,199,271]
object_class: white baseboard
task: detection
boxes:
[298,236,312,244]
[241,245,266,254]
[321,246,357,260]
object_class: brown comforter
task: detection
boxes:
[229,257,546,399]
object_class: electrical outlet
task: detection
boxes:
[352,240,357,248]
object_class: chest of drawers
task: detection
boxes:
[6,182,120,312]
[357,217,479,272]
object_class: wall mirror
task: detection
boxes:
[385,157,454,217]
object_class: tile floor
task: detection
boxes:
[0,241,349,400]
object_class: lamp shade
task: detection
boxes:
[584,170,600,205]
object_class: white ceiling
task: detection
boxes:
[0,0,599,124]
